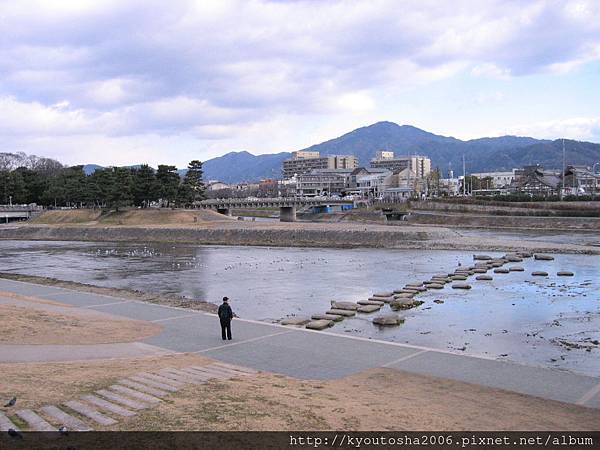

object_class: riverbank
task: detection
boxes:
[0,272,218,314]
[0,221,598,254]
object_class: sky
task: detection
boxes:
[1,0,600,168]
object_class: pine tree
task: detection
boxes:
[178,160,206,207]
[156,165,180,207]
[132,164,159,207]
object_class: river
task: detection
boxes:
[0,239,598,376]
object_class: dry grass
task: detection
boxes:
[0,353,210,412]
[32,208,230,226]
[0,292,162,345]
[117,368,600,431]
[31,209,102,224]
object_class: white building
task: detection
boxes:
[470,170,516,188]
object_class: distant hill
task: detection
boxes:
[202,151,290,183]
[78,121,600,182]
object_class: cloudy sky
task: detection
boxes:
[1,0,600,167]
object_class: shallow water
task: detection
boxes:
[0,239,598,376]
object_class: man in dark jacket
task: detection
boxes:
[217,297,233,340]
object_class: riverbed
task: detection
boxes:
[1,239,598,376]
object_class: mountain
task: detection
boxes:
[202,151,291,183]
[83,164,103,175]
[78,122,600,182]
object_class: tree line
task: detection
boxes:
[0,160,206,209]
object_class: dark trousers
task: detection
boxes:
[220,319,232,340]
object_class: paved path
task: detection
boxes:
[1,278,599,410]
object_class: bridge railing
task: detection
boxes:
[0,204,43,212]
[199,197,353,206]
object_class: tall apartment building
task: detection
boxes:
[370,152,431,178]
[282,151,358,179]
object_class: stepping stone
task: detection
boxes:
[473,254,492,260]
[209,362,258,375]
[452,283,472,289]
[373,315,404,326]
[330,301,358,311]
[305,319,333,330]
[506,256,523,262]
[509,266,525,272]
[311,313,344,321]
[280,317,310,326]
[326,308,355,317]
[40,405,93,431]
[557,271,574,276]
[534,254,554,261]
[476,275,493,281]
[357,304,381,313]
[532,271,548,276]
[451,275,467,281]
[473,269,487,274]
[135,372,185,388]
[160,368,210,383]
[109,385,161,404]
[427,283,444,289]
[129,375,178,392]
[118,379,170,398]
[357,299,384,306]
[373,291,394,297]
[81,395,136,417]
[393,293,414,299]
[15,409,54,431]
[369,295,394,302]
[518,251,533,258]
[63,400,117,426]
[95,390,150,410]
[494,268,509,274]
[0,411,20,431]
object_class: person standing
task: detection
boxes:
[218,296,233,340]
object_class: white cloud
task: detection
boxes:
[0,0,599,165]
[503,117,600,142]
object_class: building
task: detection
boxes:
[282,151,358,179]
[439,177,461,196]
[470,170,516,189]
[369,153,431,178]
[296,169,354,196]
[510,165,561,196]
[562,165,600,195]
[206,181,230,191]
[375,150,395,160]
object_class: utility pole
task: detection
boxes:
[561,139,566,199]
[462,154,466,196]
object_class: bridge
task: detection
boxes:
[0,205,43,223]
[199,197,354,222]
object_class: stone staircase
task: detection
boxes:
[0,362,257,432]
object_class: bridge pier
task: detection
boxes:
[216,207,232,217]
[279,206,296,222]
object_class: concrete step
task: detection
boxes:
[129,375,178,392]
[95,390,150,410]
[156,369,202,385]
[108,385,161,405]
[178,367,216,381]
[0,411,20,431]
[63,400,117,426]
[81,395,136,418]
[135,372,185,388]
[161,368,210,383]
[211,361,258,374]
[206,363,253,377]
[118,379,169,398]
[189,366,235,379]
[40,405,93,431]
[15,409,55,431]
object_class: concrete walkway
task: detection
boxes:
[1,278,599,410]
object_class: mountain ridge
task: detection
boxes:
[82,121,600,182]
